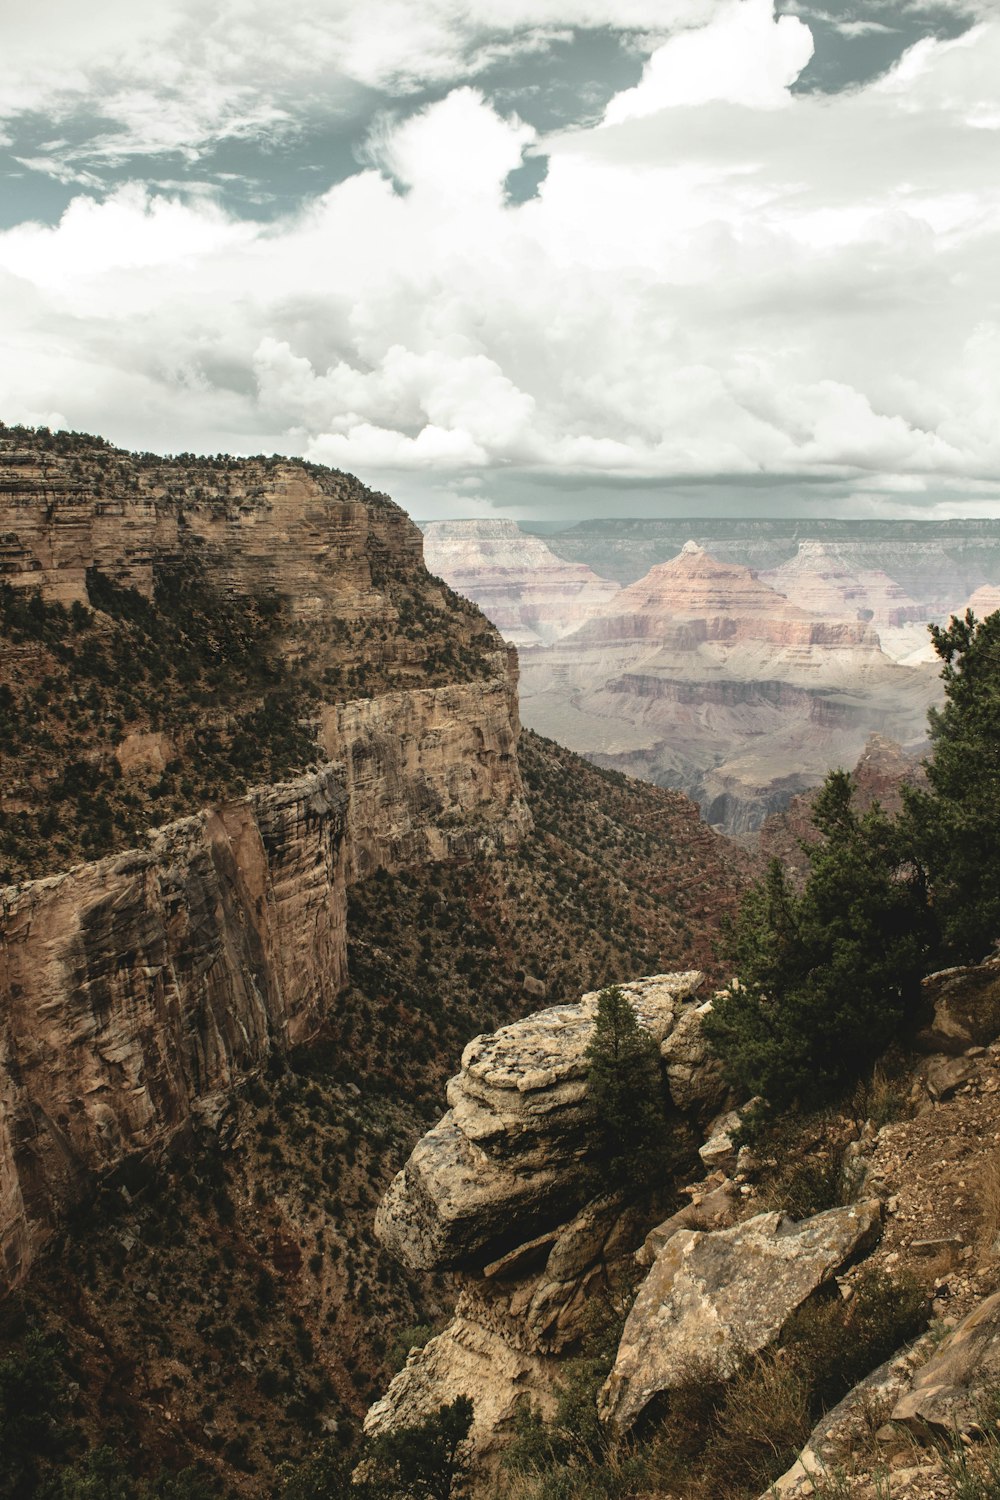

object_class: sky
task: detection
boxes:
[0,0,997,521]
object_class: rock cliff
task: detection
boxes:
[0,427,530,1295]
[422,519,619,647]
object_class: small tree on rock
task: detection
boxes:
[585,985,667,1191]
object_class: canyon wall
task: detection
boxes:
[422,519,619,646]
[0,430,530,1294]
[517,544,940,834]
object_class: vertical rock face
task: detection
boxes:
[0,435,531,1295]
[0,770,349,1289]
[0,445,417,617]
[321,675,527,879]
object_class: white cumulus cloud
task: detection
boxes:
[0,7,998,516]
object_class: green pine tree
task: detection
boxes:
[907,607,1000,963]
[584,985,667,1191]
[703,771,934,1107]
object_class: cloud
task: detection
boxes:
[0,0,722,165]
[0,12,998,514]
[604,0,814,119]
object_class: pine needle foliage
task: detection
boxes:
[703,772,934,1107]
[584,985,668,1191]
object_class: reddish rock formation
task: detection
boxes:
[518,543,940,834]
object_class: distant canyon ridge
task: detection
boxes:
[422,518,1000,834]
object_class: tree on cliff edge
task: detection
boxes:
[585,985,666,1191]
[907,607,1000,963]
[703,772,934,1107]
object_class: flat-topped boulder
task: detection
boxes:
[376,973,705,1271]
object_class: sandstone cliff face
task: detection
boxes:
[321,675,525,879]
[422,519,619,647]
[0,770,348,1289]
[0,431,531,1296]
[0,672,529,1294]
[0,442,413,617]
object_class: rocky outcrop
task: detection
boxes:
[320,677,526,880]
[375,973,706,1271]
[422,519,619,647]
[599,1200,882,1432]
[915,958,1000,1057]
[892,1290,1000,1437]
[368,973,721,1460]
[763,1331,938,1498]
[518,543,940,833]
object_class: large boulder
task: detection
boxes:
[915,959,1000,1055]
[363,1309,559,1462]
[375,973,705,1270]
[599,1200,883,1433]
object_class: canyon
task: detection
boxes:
[0,429,529,1295]
[0,425,748,1493]
[419,519,1000,831]
[423,520,619,647]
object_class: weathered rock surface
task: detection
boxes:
[321,678,529,879]
[763,1332,938,1498]
[366,1190,651,1460]
[0,442,532,1296]
[636,1175,737,1268]
[517,543,940,833]
[915,959,1000,1056]
[0,445,415,615]
[422,519,619,647]
[599,1200,883,1432]
[0,669,530,1294]
[363,1310,560,1461]
[375,973,705,1271]
[893,1290,1000,1437]
[0,771,347,1289]
[367,975,726,1460]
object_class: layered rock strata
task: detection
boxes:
[517,543,941,833]
[422,519,619,647]
[0,675,529,1295]
[0,771,349,1289]
[369,974,726,1459]
[0,433,531,1294]
[375,973,710,1271]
